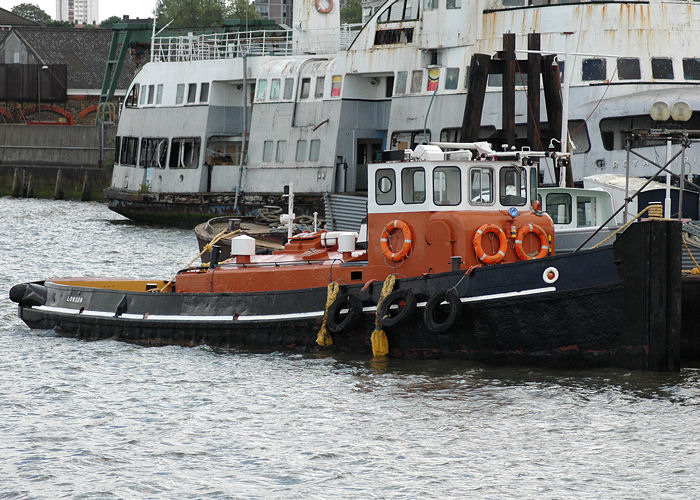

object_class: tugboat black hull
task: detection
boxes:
[13,220,684,371]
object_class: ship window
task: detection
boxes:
[651,58,674,79]
[156,84,163,105]
[331,75,342,97]
[433,167,461,206]
[270,79,280,100]
[200,82,210,103]
[175,84,185,104]
[499,167,526,206]
[424,0,437,9]
[386,76,394,97]
[683,58,700,80]
[284,78,294,99]
[401,167,425,204]
[617,58,640,80]
[545,193,572,224]
[395,71,407,95]
[469,167,493,205]
[115,136,121,164]
[487,73,502,88]
[120,137,138,166]
[376,168,396,205]
[139,138,168,168]
[410,70,422,93]
[206,140,242,165]
[256,79,268,101]
[315,76,325,98]
[263,140,274,162]
[276,140,287,162]
[576,196,597,228]
[187,83,197,103]
[582,58,606,81]
[147,85,155,105]
[464,65,470,88]
[296,140,307,161]
[377,0,419,22]
[125,84,138,108]
[446,0,461,8]
[600,115,668,150]
[309,139,321,161]
[529,167,538,206]
[300,78,311,99]
[140,84,147,105]
[391,130,430,150]
[445,68,459,90]
[568,120,591,153]
[169,138,200,169]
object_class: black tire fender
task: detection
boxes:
[378,289,416,328]
[423,289,462,333]
[9,283,47,307]
[327,293,363,334]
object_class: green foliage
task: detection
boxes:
[100,16,123,28]
[45,20,75,27]
[227,0,261,20]
[156,0,228,28]
[11,3,51,23]
[340,0,362,24]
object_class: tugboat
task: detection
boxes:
[10,143,682,371]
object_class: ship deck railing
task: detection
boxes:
[151,25,362,62]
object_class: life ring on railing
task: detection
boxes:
[472,223,507,264]
[380,220,413,262]
[514,223,549,260]
[327,293,362,334]
[378,288,416,327]
[423,289,462,333]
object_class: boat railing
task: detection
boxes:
[151,25,362,62]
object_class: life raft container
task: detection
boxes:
[380,220,413,262]
[473,223,508,264]
[514,223,549,260]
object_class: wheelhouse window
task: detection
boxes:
[377,0,419,23]
[600,115,672,150]
[424,0,437,9]
[125,84,139,108]
[683,58,700,80]
[446,0,461,8]
[283,78,294,99]
[376,168,396,205]
[269,79,280,100]
[140,84,147,106]
[147,85,155,105]
[546,193,572,224]
[263,140,274,162]
[300,78,311,99]
[651,58,674,79]
[156,84,164,105]
[469,167,493,205]
[433,166,461,206]
[577,196,597,228]
[617,58,640,80]
[169,138,200,169]
[120,136,138,166]
[395,71,407,95]
[175,84,185,104]
[200,82,210,103]
[391,130,430,150]
[309,139,321,161]
[582,58,606,81]
[276,140,287,162]
[401,167,425,204]
[295,140,307,161]
[499,167,527,206]
[139,138,168,168]
[315,77,325,98]
[256,80,268,101]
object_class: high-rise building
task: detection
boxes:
[254,0,292,26]
[56,0,99,25]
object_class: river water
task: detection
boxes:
[2,196,700,498]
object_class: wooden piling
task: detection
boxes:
[54,169,64,200]
[11,168,22,197]
[26,174,34,198]
[527,33,541,149]
[459,53,491,142]
[81,172,91,201]
[501,33,516,146]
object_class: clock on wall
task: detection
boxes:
[315,0,333,14]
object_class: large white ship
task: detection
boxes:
[106,0,700,224]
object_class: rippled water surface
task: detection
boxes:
[2,197,700,498]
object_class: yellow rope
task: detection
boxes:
[155,228,241,293]
[592,205,653,250]
[682,236,700,274]
[371,274,396,357]
[316,281,340,346]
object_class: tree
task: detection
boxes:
[227,0,261,21]
[156,0,229,28]
[100,16,123,28]
[11,3,51,23]
[340,0,362,24]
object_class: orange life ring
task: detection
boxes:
[380,220,413,262]
[315,0,334,13]
[473,223,508,264]
[514,223,549,260]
